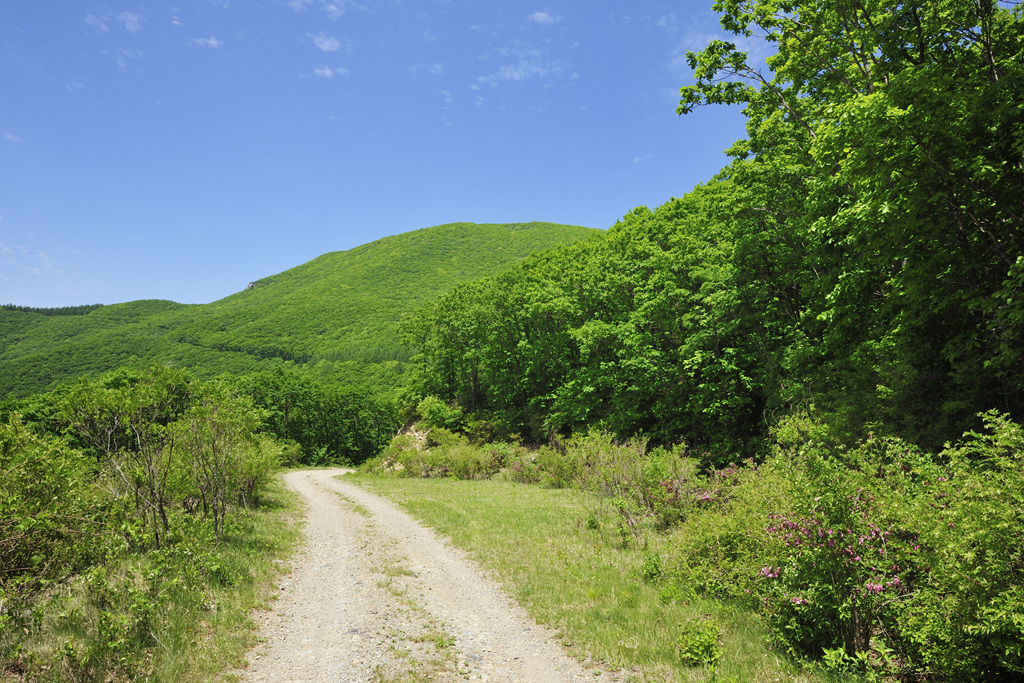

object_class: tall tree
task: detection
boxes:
[681,0,1024,443]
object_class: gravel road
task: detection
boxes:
[238,469,596,682]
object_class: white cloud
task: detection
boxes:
[670,29,774,78]
[656,13,677,30]
[171,16,182,26]
[4,132,25,144]
[527,11,561,25]
[323,3,349,19]
[480,62,546,84]
[0,242,54,278]
[290,0,362,19]
[476,44,568,87]
[118,12,143,33]
[85,14,109,32]
[314,66,349,78]
[114,49,144,72]
[309,32,351,52]
[191,37,224,48]
[411,63,444,76]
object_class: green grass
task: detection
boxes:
[347,475,824,683]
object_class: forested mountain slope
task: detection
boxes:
[0,222,597,397]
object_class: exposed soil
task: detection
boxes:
[237,469,597,682]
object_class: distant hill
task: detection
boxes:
[0,222,598,397]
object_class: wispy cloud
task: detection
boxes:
[656,13,678,31]
[411,63,444,76]
[314,66,350,78]
[670,28,774,78]
[114,49,144,72]
[191,37,224,48]
[476,44,569,87]
[527,11,561,25]
[4,132,25,144]
[118,12,143,33]
[308,32,352,53]
[0,242,56,278]
[289,0,363,19]
[85,14,109,32]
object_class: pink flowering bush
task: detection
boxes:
[756,441,918,663]
[662,411,1024,681]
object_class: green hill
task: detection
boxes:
[0,222,598,397]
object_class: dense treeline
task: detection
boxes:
[1,304,105,316]
[232,369,400,465]
[406,0,1024,456]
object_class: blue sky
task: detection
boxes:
[1,1,748,308]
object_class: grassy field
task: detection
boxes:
[347,474,834,683]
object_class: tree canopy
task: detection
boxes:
[407,0,1024,453]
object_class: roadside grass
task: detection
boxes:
[347,474,828,683]
[1,477,303,683]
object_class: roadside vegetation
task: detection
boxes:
[359,410,1024,681]
[0,367,304,682]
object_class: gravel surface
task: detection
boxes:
[238,469,596,682]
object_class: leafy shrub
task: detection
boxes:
[664,462,792,605]
[636,552,662,583]
[534,444,578,488]
[677,618,723,666]
[417,395,464,431]
[894,411,1024,679]
[504,450,543,484]
[0,416,110,616]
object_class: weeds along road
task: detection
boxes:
[238,469,595,682]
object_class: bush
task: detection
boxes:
[0,415,111,625]
[895,411,1024,679]
[417,395,464,431]
[662,411,1024,681]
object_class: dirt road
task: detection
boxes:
[239,469,595,682]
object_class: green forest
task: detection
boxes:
[3,0,1023,680]
[0,222,596,399]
